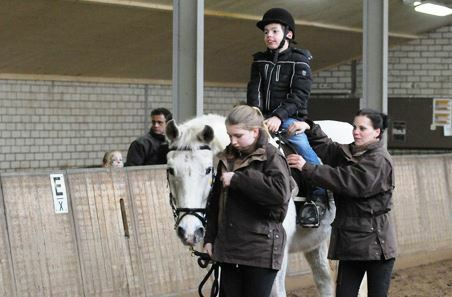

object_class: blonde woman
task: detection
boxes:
[204,105,291,297]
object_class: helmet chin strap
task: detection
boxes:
[271,26,289,63]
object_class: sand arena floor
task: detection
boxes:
[288,259,452,297]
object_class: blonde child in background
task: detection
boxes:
[102,150,124,168]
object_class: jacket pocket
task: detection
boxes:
[226,221,271,256]
[232,220,269,235]
[332,216,374,233]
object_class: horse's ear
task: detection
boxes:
[197,125,214,144]
[166,119,179,142]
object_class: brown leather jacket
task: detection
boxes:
[205,137,291,270]
[301,120,397,261]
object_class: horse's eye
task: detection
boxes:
[167,168,175,176]
[205,167,212,175]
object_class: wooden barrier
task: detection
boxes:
[391,155,452,253]
[0,155,451,296]
[1,171,82,297]
[67,168,143,297]
[0,176,16,297]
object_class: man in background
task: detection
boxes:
[125,107,172,166]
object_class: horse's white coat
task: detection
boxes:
[166,114,366,297]
[316,120,354,144]
[166,114,229,246]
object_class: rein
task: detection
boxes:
[190,247,220,297]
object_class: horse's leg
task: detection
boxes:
[304,240,334,297]
[357,272,368,297]
[270,198,297,297]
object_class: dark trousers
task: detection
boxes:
[219,263,278,297]
[336,258,395,297]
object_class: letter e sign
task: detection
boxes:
[50,174,68,214]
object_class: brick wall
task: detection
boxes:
[312,25,452,98]
[1,24,451,171]
[204,85,246,115]
[0,79,243,171]
[0,80,145,170]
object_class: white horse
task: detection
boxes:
[165,114,356,297]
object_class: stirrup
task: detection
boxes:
[297,201,320,228]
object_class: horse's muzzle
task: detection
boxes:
[177,225,205,246]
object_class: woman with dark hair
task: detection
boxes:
[286,108,397,297]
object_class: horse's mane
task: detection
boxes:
[169,114,229,155]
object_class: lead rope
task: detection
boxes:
[191,248,220,297]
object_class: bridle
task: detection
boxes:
[166,144,216,229]
[167,144,219,297]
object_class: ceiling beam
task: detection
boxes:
[74,0,420,39]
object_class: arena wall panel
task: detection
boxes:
[0,172,83,297]
[66,168,145,297]
[392,155,452,254]
[0,155,451,296]
[0,179,16,297]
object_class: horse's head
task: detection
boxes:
[165,117,220,246]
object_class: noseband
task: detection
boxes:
[167,145,215,229]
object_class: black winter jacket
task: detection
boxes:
[247,47,313,120]
[125,131,168,166]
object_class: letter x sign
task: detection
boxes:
[50,174,68,214]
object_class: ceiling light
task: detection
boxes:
[414,2,452,16]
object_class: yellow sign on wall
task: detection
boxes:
[431,98,451,130]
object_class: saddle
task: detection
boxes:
[273,130,330,228]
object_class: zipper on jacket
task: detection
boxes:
[276,64,281,82]
[257,72,262,109]
[264,64,269,80]
[266,63,275,113]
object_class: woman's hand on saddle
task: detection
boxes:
[286,154,307,171]
[287,121,310,136]
[264,116,282,133]
[221,172,235,187]
[204,243,213,258]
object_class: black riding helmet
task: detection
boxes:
[257,8,296,62]
[256,8,296,39]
